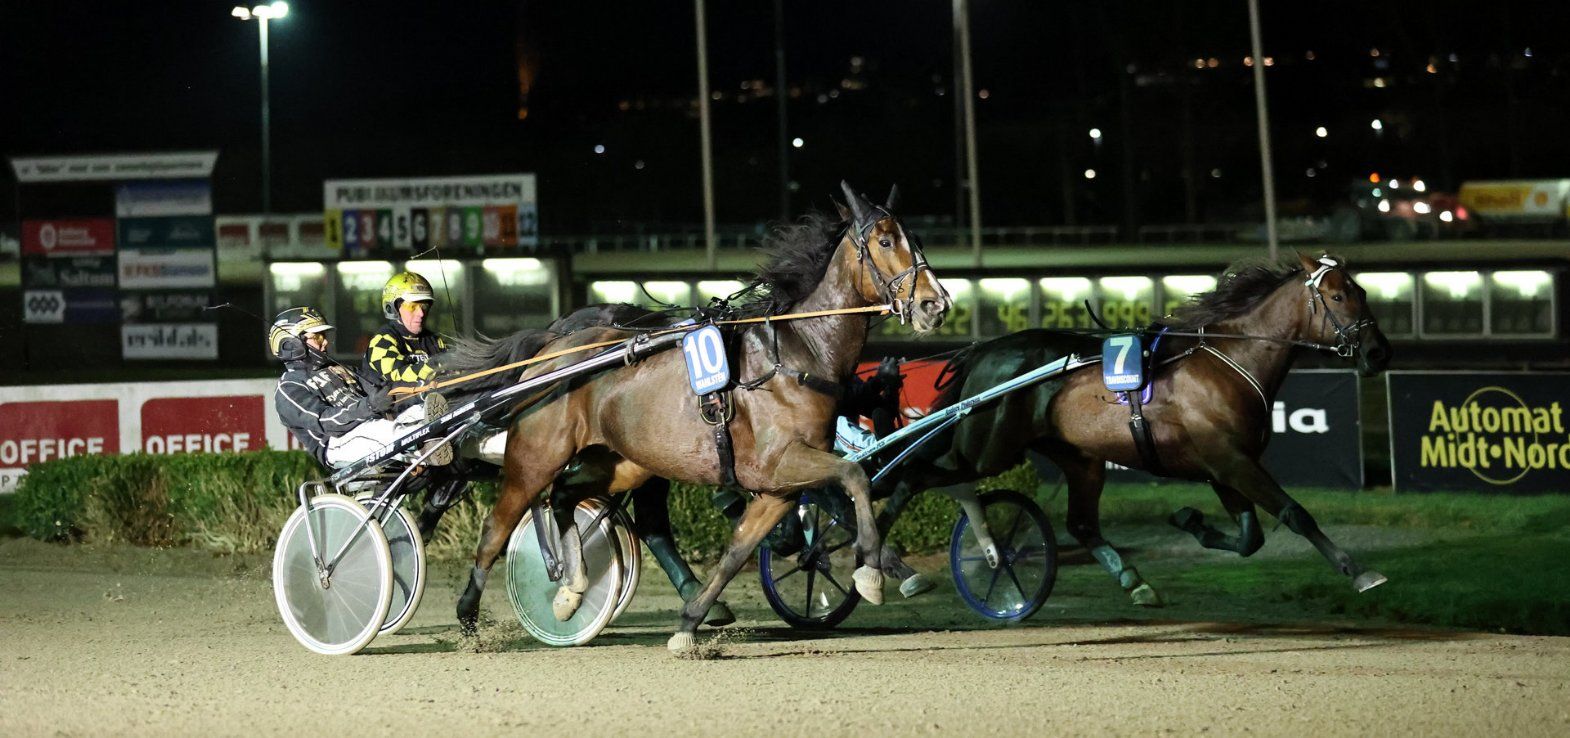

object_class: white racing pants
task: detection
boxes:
[324,405,428,468]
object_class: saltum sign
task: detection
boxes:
[1387,372,1570,493]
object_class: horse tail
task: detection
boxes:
[437,329,558,396]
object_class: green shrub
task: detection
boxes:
[10,452,1045,561]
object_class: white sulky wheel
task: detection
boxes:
[273,494,394,656]
[357,495,426,637]
[609,504,642,624]
[505,496,625,647]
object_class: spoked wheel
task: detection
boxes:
[273,493,394,656]
[356,495,426,637]
[505,496,625,646]
[758,493,862,629]
[608,506,642,625]
[949,489,1058,622]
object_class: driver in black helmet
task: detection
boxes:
[269,306,437,468]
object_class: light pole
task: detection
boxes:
[232,2,289,214]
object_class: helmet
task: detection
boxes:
[381,271,435,320]
[268,306,333,362]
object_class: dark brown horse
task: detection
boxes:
[445,183,951,652]
[875,253,1392,605]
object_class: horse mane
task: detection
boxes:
[1159,257,1305,330]
[743,212,845,314]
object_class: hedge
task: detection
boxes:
[9,451,1047,561]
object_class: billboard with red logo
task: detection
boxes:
[20,219,116,257]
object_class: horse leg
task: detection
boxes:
[550,498,589,621]
[667,493,794,654]
[456,483,536,635]
[771,442,886,603]
[939,483,998,567]
[1049,446,1162,607]
[872,480,933,598]
[631,480,735,626]
[1205,451,1386,592]
[1170,482,1263,556]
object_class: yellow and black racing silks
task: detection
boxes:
[361,321,448,390]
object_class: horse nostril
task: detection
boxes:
[920,299,942,314]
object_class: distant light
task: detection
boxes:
[1439,210,1454,223]
[978,89,990,100]
[1315,126,1328,138]
[1243,56,1255,67]
[1372,77,1388,88]
[791,137,804,149]
[1377,199,1391,213]
[1369,172,1381,183]
[634,160,646,170]
[1088,128,1103,141]
[1524,47,1534,58]
[593,144,605,155]
[1372,188,1382,197]
[1305,168,1317,178]
[1370,118,1384,132]
[1414,179,1427,192]
[1210,168,1222,179]
[1083,169,1097,180]
[272,2,288,18]
[1263,56,1274,67]
[1413,201,1432,215]
[1370,48,1381,58]
[1193,58,1205,69]
[1305,50,1317,61]
[1448,53,1459,64]
[231,6,251,19]
[1426,63,1438,74]
[1390,179,1401,189]
[1206,57,1219,68]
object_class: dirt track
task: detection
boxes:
[1,537,1567,736]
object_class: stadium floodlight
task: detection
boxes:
[232,3,291,213]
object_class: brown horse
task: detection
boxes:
[447,183,951,652]
[875,252,1392,606]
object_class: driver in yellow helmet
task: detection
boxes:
[363,271,449,392]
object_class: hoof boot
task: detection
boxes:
[1130,583,1165,607]
[899,573,936,599]
[552,588,583,621]
[1353,570,1388,593]
[852,565,885,605]
[704,600,737,627]
[667,631,696,654]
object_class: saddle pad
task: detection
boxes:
[1101,334,1145,391]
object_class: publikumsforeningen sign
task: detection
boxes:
[1388,372,1570,493]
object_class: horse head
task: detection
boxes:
[836,181,950,334]
[1297,253,1393,377]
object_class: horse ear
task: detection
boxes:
[885,184,901,212]
[832,197,852,222]
[1294,250,1319,273]
[840,180,870,228]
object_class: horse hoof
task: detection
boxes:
[1353,571,1388,593]
[853,566,885,605]
[1130,583,1165,607]
[704,600,737,627]
[899,573,936,599]
[667,632,696,654]
[1168,507,1203,531]
[552,588,583,621]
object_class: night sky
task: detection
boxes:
[4,1,1568,229]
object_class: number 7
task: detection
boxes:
[1111,336,1134,373]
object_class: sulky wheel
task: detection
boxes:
[273,493,394,656]
[608,504,642,625]
[505,496,625,647]
[949,489,1058,622]
[356,495,426,637]
[758,492,862,629]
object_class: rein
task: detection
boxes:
[392,303,893,399]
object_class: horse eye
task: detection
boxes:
[1332,294,1344,302]
[879,237,892,249]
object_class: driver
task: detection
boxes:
[268,307,435,468]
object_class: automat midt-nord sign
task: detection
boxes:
[1388,372,1570,493]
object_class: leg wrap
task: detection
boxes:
[1236,510,1263,556]
[1277,503,1321,538]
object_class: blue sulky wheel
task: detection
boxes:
[949,489,1058,622]
[758,492,862,629]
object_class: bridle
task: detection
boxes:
[846,210,944,325]
[1304,256,1377,359]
